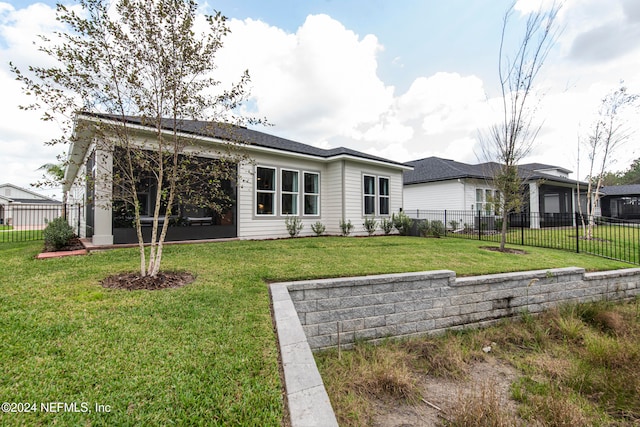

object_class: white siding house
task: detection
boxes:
[0,183,62,229]
[403,157,586,228]
[63,113,410,245]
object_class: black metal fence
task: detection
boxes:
[405,210,640,266]
[0,203,84,244]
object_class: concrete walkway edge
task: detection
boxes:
[270,283,339,427]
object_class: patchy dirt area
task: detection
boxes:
[373,357,519,427]
[100,271,195,290]
[480,246,528,255]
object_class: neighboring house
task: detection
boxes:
[63,113,411,245]
[0,183,62,228]
[402,157,587,228]
[599,184,640,221]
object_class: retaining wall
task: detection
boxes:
[283,267,640,351]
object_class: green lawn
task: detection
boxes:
[0,228,42,243]
[452,224,640,265]
[0,237,632,426]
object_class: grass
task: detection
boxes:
[0,236,632,425]
[455,223,640,265]
[0,228,42,243]
[317,298,640,426]
[0,224,13,230]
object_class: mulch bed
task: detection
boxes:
[480,246,528,255]
[44,237,86,253]
[100,271,195,291]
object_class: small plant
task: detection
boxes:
[285,215,303,237]
[417,219,431,237]
[380,218,394,235]
[339,219,354,236]
[430,220,445,237]
[449,220,459,230]
[392,212,413,236]
[43,217,75,251]
[363,217,377,236]
[310,221,326,237]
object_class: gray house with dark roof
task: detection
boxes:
[403,157,587,228]
[63,113,411,245]
[599,184,640,220]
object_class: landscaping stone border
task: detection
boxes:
[270,267,640,425]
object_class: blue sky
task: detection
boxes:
[1,0,639,198]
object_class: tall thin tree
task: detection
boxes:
[480,1,561,250]
[12,0,262,277]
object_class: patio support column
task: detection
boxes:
[92,147,114,245]
[529,182,540,229]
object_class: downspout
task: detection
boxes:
[341,160,346,224]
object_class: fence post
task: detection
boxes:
[575,212,580,254]
[444,210,447,237]
[477,210,481,241]
[521,212,525,246]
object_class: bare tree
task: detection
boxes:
[12,0,261,277]
[480,1,561,250]
[580,84,638,238]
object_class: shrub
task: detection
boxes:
[380,218,394,235]
[285,216,303,237]
[339,219,354,236]
[417,219,431,237]
[363,217,377,236]
[449,220,459,230]
[430,220,445,237]
[43,217,75,251]
[310,221,326,237]
[392,212,413,236]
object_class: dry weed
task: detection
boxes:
[443,381,521,427]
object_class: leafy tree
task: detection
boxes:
[580,84,638,238]
[12,0,261,277]
[480,1,560,251]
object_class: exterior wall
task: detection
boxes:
[2,204,62,228]
[278,267,640,351]
[403,180,465,211]
[0,185,48,200]
[237,155,405,240]
[341,160,403,236]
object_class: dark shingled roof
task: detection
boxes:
[600,184,640,196]
[84,113,409,168]
[404,157,582,186]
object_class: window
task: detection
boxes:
[256,166,276,215]
[281,169,299,215]
[303,172,319,215]
[363,175,376,215]
[363,175,390,216]
[485,189,493,214]
[379,177,390,215]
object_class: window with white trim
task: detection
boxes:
[363,174,390,216]
[281,169,299,215]
[363,175,376,215]
[256,166,276,215]
[379,177,390,215]
[303,172,319,216]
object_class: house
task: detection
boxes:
[0,183,62,228]
[63,113,411,245]
[599,184,640,221]
[402,157,587,228]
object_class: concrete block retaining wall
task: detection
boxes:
[270,267,640,426]
[285,267,640,351]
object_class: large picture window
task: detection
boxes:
[256,166,276,215]
[303,172,319,216]
[281,169,299,215]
